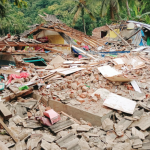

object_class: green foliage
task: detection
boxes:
[0,1,6,18]
[0,0,150,37]
[0,0,27,17]
[119,0,150,24]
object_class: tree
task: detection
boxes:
[71,0,95,34]
[125,0,130,17]
[100,0,120,20]
[100,0,138,20]
[0,0,6,17]
[0,0,27,17]
[130,2,150,23]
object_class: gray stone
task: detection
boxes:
[129,91,146,101]
[112,142,131,150]
[41,140,51,150]
[132,139,142,149]
[102,118,113,131]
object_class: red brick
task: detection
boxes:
[27,112,32,118]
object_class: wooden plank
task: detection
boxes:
[30,76,38,82]
[0,70,20,75]
[0,119,18,142]
[58,67,84,76]
[49,99,104,126]
[43,46,63,53]
[60,111,81,124]
[0,102,12,120]
[27,23,44,36]
[44,73,57,82]
[107,24,132,48]
[72,45,97,60]
[0,42,71,48]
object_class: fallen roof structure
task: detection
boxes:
[20,13,107,50]
[0,16,150,149]
[92,20,150,49]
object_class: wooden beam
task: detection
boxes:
[25,23,44,37]
[39,27,55,32]
[106,24,132,48]
[72,45,96,60]
[43,46,63,53]
[0,70,20,75]
[0,119,18,143]
[0,102,12,120]
[0,42,71,48]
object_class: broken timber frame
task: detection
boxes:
[106,24,132,48]
[0,119,18,143]
[72,45,97,60]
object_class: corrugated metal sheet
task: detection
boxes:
[128,20,150,30]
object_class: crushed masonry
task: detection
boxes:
[0,16,150,150]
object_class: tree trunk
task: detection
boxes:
[82,9,86,34]
[126,0,131,17]
[2,28,5,36]
[110,5,115,19]
[82,17,86,34]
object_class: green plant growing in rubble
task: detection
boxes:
[71,0,95,34]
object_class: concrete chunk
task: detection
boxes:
[132,139,142,149]
[114,124,124,136]
[118,118,133,131]
[132,127,145,140]
[78,137,90,150]
[102,118,113,131]
[130,115,150,130]
[41,139,51,150]
[76,125,92,132]
[112,142,131,150]
[130,91,146,101]
[106,130,117,144]
[0,141,9,150]
[138,142,150,149]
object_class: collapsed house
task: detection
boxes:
[0,14,150,150]
[20,14,106,51]
[92,20,150,47]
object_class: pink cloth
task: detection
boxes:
[83,46,89,50]
[8,72,29,84]
[78,55,82,59]
[36,117,52,126]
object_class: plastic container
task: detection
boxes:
[0,83,5,91]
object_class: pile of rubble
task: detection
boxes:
[0,47,150,150]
